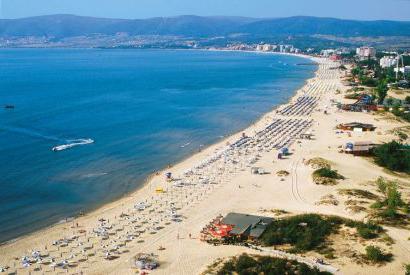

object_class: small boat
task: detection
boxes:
[4,105,15,109]
[52,145,67,152]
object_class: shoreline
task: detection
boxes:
[2,55,409,274]
[0,50,316,246]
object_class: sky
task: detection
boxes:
[1,0,410,21]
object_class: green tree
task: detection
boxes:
[376,80,388,104]
[385,98,394,106]
[351,67,362,76]
[386,183,404,209]
[373,141,410,173]
[376,177,388,194]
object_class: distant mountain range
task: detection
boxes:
[1,14,410,38]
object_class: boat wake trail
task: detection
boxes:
[180,142,191,148]
[1,126,61,142]
[1,126,94,152]
[52,139,94,152]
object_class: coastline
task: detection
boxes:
[0,53,319,256]
[2,55,409,275]
[0,50,316,246]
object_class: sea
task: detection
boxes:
[0,49,316,243]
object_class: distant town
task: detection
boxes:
[222,43,410,87]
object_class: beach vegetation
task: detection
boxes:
[387,126,410,142]
[306,157,331,169]
[390,107,410,123]
[316,194,339,206]
[357,226,378,239]
[276,170,290,177]
[364,245,392,263]
[260,214,383,253]
[344,92,362,100]
[343,219,383,240]
[397,131,408,141]
[405,263,410,275]
[314,168,344,179]
[312,167,344,185]
[361,76,378,87]
[211,253,331,275]
[376,80,388,104]
[368,177,410,226]
[372,141,410,173]
[338,189,379,200]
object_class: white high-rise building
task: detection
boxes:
[256,44,276,52]
[380,56,397,68]
[321,49,336,57]
[256,45,264,51]
[262,44,273,51]
[356,47,376,60]
[394,66,410,75]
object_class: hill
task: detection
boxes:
[1,14,409,38]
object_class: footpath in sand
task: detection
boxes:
[1,57,409,275]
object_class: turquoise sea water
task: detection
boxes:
[0,49,316,242]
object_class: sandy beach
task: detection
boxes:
[1,56,409,275]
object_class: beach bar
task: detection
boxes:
[221,213,273,240]
[337,122,376,132]
[201,213,273,243]
[343,141,375,156]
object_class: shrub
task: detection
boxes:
[357,227,377,239]
[405,263,410,275]
[313,168,344,180]
[235,254,257,272]
[365,246,392,263]
[381,207,398,219]
[260,215,385,253]
[373,177,407,220]
[373,141,410,173]
[215,253,332,275]
[260,214,342,252]
[343,220,383,239]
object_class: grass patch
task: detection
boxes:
[338,189,379,200]
[276,170,290,177]
[306,158,331,169]
[345,205,367,213]
[208,253,332,275]
[316,194,339,206]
